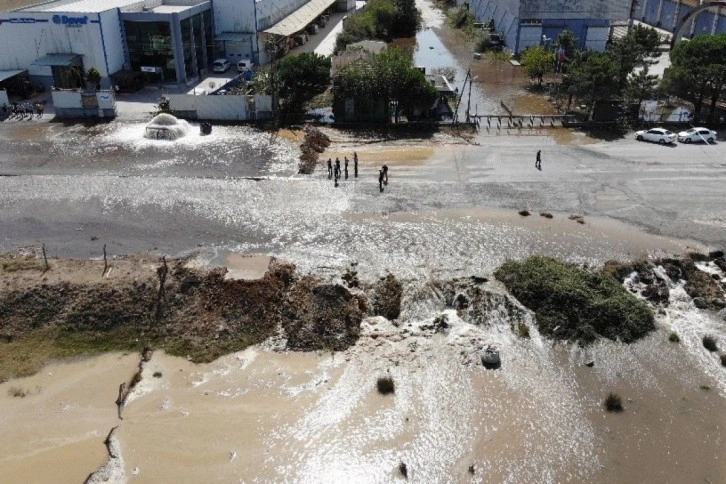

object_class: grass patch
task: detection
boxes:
[700,384,711,391]
[539,212,553,219]
[604,392,624,412]
[516,323,530,338]
[305,89,333,110]
[703,335,718,352]
[1,257,45,273]
[494,256,655,345]
[668,332,681,343]
[518,210,531,216]
[377,375,395,395]
[568,214,585,224]
[487,50,511,62]
[7,386,28,398]
[152,371,162,378]
[0,327,144,383]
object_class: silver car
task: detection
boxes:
[635,128,677,144]
[677,127,717,144]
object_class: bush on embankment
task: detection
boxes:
[494,256,655,345]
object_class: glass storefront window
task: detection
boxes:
[181,18,194,79]
[203,10,214,66]
[124,21,176,83]
[192,13,204,76]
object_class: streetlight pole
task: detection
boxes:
[466,75,478,124]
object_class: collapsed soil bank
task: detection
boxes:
[1,249,724,382]
[0,253,402,382]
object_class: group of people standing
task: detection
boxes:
[1,102,44,120]
[327,152,357,184]
[326,152,390,192]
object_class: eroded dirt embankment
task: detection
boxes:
[3,249,726,384]
[0,252,403,382]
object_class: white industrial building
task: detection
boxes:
[0,0,354,91]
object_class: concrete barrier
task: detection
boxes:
[51,89,116,118]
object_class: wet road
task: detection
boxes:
[0,119,724,269]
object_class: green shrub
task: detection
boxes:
[152,371,162,378]
[668,332,681,343]
[494,256,655,345]
[8,387,27,398]
[703,335,718,352]
[720,354,726,367]
[604,392,624,412]
[377,375,395,394]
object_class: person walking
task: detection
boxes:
[353,152,359,178]
[335,157,341,178]
[327,158,333,179]
[344,157,349,180]
[535,150,541,170]
[378,169,384,192]
[382,164,389,184]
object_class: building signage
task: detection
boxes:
[7,18,38,23]
[140,66,161,73]
[52,15,89,26]
[81,93,98,108]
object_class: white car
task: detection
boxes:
[237,60,255,72]
[212,59,230,73]
[635,127,677,144]
[677,127,717,144]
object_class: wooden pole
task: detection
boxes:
[42,244,49,271]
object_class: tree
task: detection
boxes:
[623,66,658,106]
[274,53,331,120]
[556,30,578,58]
[521,46,554,86]
[566,51,619,119]
[335,48,437,123]
[663,34,726,123]
[86,67,101,90]
[607,24,661,91]
[392,0,421,37]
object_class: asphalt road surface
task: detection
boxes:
[0,121,724,269]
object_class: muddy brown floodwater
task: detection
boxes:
[0,353,140,482]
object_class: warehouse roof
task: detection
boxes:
[263,0,335,37]
[20,0,142,13]
[19,0,204,13]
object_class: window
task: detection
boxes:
[124,21,176,82]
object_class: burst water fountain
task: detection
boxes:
[144,113,191,140]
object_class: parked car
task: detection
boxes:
[677,127,717,144]
[212,59,230,73]
[237,60,255,72]
[635,127,677,144]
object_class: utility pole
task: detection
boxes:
[466,74,473,123]
[454,68,470,125]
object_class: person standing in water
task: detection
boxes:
[327,158,333,179]
[535,150,541,170]
[382,164,389,184]
[353,152,359,178]
[344,157,349,180]
[378,169,384,192]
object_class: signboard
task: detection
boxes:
[81,93,98,108]
[52,15,88,26]
[140,66,161,73]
